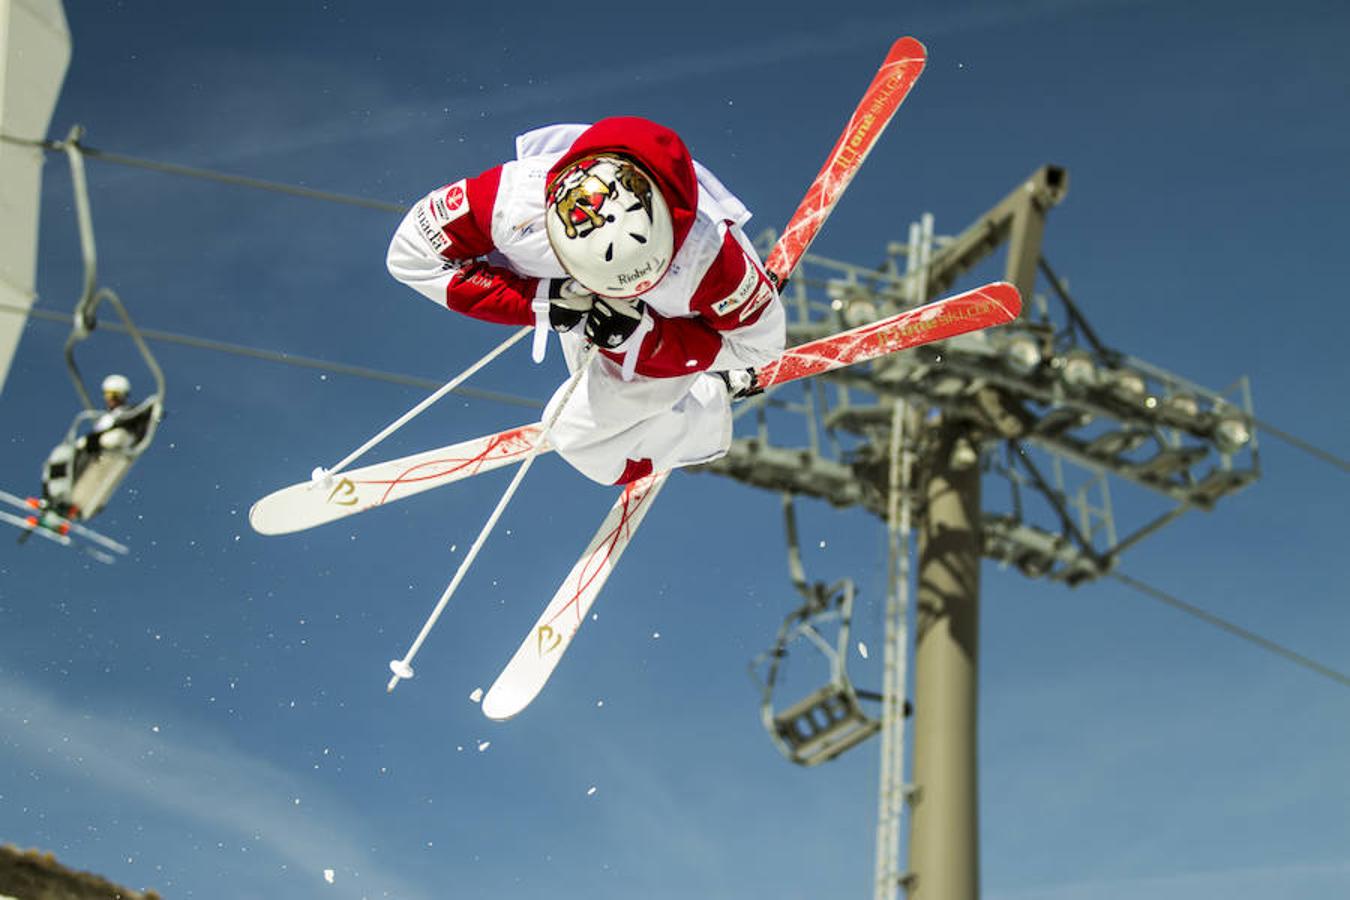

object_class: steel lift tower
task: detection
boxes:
[721,165,1259,899]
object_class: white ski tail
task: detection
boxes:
[248,423,545,535]
[249,282,1018,537]
[478,36,943,718]
[481,470,668,720]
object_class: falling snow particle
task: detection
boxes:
[151,725,160,733]
[858,642,869,660]
[477,740,491,752]
[323,869,335,884]
[651,632,660,640]
[586,786,598,797]
[819,540,827,549]
[469,688,484,703]
[596,699,604,708]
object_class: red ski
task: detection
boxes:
[763,36,928,286]
[759,281,1018,388]
[251,37,933,541]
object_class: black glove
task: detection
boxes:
[585,297,648,349]
[546,278,594,333]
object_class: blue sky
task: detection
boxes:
[1,1,1348,898]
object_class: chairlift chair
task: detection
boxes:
[749,495,881,766]
[42,126,165,521]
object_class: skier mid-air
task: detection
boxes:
[386,116,785,486]
[258,38,1020,711]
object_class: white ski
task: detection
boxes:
[0,509,72,547]
[250,280,1018,537]
[481,470,667,720]
[0,488,128,562]
[248,423,545,535]
[481,36,936,718]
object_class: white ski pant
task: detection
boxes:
[544,330,733,484]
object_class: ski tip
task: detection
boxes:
[981,281,1023,320]
[480,683,536,722]
[891,36,928,63]
[247,498,286,536]
[480,694,519,722]
[248,483,318,535]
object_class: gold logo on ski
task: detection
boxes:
[326,478,358,506]
[535,625,563,656]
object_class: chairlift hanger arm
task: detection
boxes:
[56,126,167,415]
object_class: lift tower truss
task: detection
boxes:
[700,165,1260,900]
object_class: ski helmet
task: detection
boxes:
[101,374,131,397]
[544,154,674,298]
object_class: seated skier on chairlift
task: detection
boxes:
[40,373,155,521]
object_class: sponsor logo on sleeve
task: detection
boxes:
[415,203,451,253]
[739,281,775,321]
[711,264,760,317]
[430,179,470,226]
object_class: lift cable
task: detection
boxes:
[1,132,408,214]
[3,131,1346,468]
[1110,570,1350,690]
[0,301,542,410]
[1250,418,1349,474]
[3,132,1344,695]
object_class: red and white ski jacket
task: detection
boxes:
[386,117,785,378]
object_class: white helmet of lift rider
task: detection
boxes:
[544,153,674,299]
[102,373,131,408]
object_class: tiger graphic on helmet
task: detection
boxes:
[544,152,675,298]
[547,155,655,241]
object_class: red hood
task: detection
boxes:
[546,117,698,251]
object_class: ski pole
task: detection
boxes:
[315,325,531,483]
[386,342,600,693]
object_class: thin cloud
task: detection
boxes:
[0,674,427,899]
[73,0,1139,186]
[988,859,1350,900]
